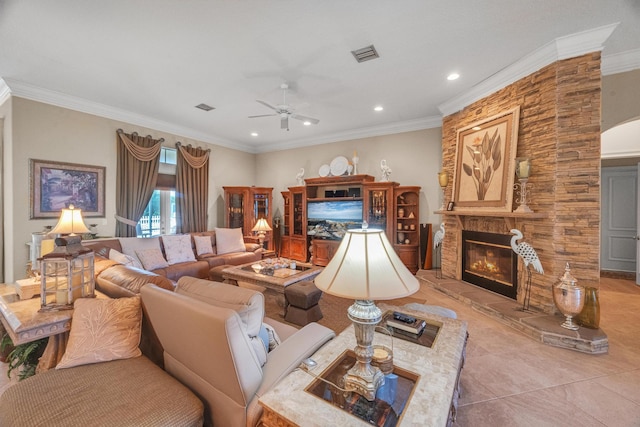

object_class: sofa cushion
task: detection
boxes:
[194,235,214,256]
[119,237,162,267]
[56,296,143,369]
[215,227,246,255]
[136,248,170,271]
[163,234,197,265]
[109,248,143,269]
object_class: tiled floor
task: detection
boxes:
[1,275,638,425]
[412,274,640,426]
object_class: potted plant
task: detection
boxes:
[0,333,15,363]
[5,337,47,380]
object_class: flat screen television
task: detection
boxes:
[307,200,363,240]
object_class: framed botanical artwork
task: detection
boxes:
[452,106,520,212]
[30,159,106,219]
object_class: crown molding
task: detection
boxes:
[602,48,640,75]
[1,78,255,153]
[0,79,11,105]
[438,23,619,116]
[256,116,442,153]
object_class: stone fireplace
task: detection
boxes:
[462,230,518,299]
[439,51,602,314]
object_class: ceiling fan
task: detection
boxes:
[248,83,319,131]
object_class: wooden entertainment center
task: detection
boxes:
[280,175,421,273]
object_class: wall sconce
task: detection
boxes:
[252,218,272,249]
[513,157,533,213]
[39,236,95,312]
[437,170,449,211]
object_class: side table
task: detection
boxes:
[0,291,107,372]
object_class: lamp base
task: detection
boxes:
[345,300,385,401]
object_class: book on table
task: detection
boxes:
[386,312,426,335]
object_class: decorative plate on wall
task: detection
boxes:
[330,156,349,176]
[319,164,331,177]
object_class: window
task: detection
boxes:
[138,148,177,237]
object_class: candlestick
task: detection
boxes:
[437,171,449,210]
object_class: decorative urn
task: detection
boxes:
[552,263,584,330]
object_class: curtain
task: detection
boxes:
[115,130,162,237]
[176,142,210,233]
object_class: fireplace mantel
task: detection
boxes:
[434,210,548,230]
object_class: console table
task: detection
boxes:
[259,304,468,426]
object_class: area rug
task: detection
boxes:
[264,291,425,334]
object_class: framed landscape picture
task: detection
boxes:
[30,159,105,219]
[452,106,520,212]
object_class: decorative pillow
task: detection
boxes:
[119,237,162,267]
[56,296,142,369]
[136,248,170,271]
[162,234,197,265]
[215,228,246,255]
[109,248,143,269]
[194,235,214,256]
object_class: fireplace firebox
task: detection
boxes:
[462,230,518,299]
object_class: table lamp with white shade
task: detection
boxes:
[50,204,91,236]
[314,222,420,401]
[252,218,272,249]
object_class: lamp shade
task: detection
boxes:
[315,227,419,300]
[50,205,91,235]
[252,218,272,232]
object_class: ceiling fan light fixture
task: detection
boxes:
[303,121,311,126]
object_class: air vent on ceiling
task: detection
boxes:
[195,103,215,111]
[351,45,379,63]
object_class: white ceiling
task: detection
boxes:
[1,1,639,153]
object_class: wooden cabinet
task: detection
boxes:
[223,186,273,249]
[281,186,307,262]
[394,186,421,273]
[311,239,341,267]
[363,181,397,242]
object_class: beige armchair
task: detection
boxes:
[140,278,335,427]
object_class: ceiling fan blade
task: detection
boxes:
[248,114,278,118]
[281,115,289,130]
[291,113,319,124]
[256,99,279,111]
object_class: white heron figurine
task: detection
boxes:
[433,223,445,278]
[433,223,445,249]
[510,228,543,311]
[296,168,305,186]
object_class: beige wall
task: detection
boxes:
[255,128,444,228]
[5,97,255,282]
[602,69,640,132]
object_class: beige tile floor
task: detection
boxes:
[1,277,638,426]
[411,276,640,427]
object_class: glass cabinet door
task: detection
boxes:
[253,192,269,220]
[293,192,303,236]
[228,193,244,229]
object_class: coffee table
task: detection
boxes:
[222,261,323,295]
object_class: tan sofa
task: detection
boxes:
[84,230,263,298]
[141,277,336,427]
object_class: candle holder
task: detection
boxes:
[513,157,533,213]
[352,152,359,175]
[437,171,449,211]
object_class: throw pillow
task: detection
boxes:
[162,234,197,265]
[119,237,162,267]
[193,235,214,256]
[56,296,142,369]
[136,248,170,271]
[263,323,281,351]
[109,248,143,269]
[215,228,246,255]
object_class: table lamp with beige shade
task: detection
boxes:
[314,222,420,401]
[252,217,272,249]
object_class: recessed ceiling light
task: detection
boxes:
[472,126,481,131]
[251,132,258,137]
[447,73,460,81]
[374,106,384,112]
[303,121,311,126]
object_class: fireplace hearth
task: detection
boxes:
[462,230,518,299]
